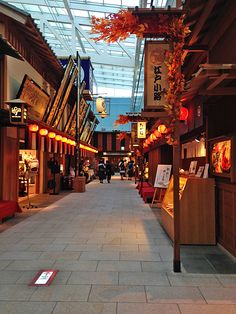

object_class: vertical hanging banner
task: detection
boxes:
[144,41,169,109]
[137,121,146,139]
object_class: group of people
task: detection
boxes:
[118,159,134,180]
[97,158,135,183]
[97,159,113,183]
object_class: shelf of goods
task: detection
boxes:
[161,176,216,245]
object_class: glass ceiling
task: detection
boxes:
[4,0,177,104]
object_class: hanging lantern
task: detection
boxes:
[143,143,148,148]
[158,124,167,134]
[6,99,28,125]
[62,137,67,143]
[55,135,62,141]
[149,135,154,143]
[28,124,39,132]
[48,132,56,139]
[151,133,157,141]
[154,130,161,138]
[96,96,106,113]
[39,129,48,136]
[180,106,189,121]
[146,138,150,145]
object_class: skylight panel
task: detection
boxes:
[87,0,104,4]
[104,0,122,5]
[55,7,67,15]
[71,9,89,17]
[80,25,91,31]
[90,11,105,18]
[121,0,139,7]
[23,4,41,12]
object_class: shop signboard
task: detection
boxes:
[154,164,172,188]
[144,41,169,110]
[131,123,139,147]
[80,57,93,96]
[9,103,27,124]
[137,121,146,138]
[17,75,50,121]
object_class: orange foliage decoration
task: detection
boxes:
[91,10,190,145]
[114,114,146,126]
[91,10,147,42]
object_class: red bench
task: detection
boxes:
[0,200,22,221]
[142,187,156,203]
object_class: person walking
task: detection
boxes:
[127,160,134,180]
[98,159,106,183]
[118,159,125,180]
[105,160,112,183]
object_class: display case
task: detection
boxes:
[161,176,215,244]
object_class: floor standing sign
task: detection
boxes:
[152,164,172,206]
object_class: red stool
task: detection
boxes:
[142,187,155,202]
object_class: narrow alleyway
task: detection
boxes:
[0,177,236,313]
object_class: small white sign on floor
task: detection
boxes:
[30,269,58,286]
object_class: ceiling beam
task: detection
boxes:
[208,2,236,50]
[6,0,123,14]
[183,0,216,59]
[199,87,236,95]
[206,73,229,90]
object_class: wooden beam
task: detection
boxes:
[183,45,208,52]
[208,2,236,50]
[141,111,168,118]
[200,87,236,95]
[183,0,217,59]
[206,74,229,90]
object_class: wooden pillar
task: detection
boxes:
[173,119,181,272]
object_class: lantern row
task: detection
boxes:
[28,124,98,154]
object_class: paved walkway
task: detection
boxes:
[0,177,236,313]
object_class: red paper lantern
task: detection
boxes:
[151,133,157,141]
[39,129,48,136]
[158,124,167,134]
[180,107,188,121]
[154,130,161,138]
[146,138,150,145]
[48,132,56,139]
[28,124,39,132]
[55,135,62,141]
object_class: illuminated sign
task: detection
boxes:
[137,121,146,138]
[144,41,169,109]
[9,102,28,125]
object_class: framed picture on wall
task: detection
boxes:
[210,136,236,182]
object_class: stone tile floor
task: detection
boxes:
[0,177,235,313]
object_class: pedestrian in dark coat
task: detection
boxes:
[98,159,106,183]
[105,160,112,183]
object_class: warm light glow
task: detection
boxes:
[55,135,62,141]
[48,132,56,139]
[146,138,150,145]
[28,124,39,132]
[180,107,189,121]
[80,144,98,153]
[39,129,48,136]
[154,130,161,138]
[62,137,67,143]
[71,140,76,146]
[150,134,157,141]
[143,143,148,148]
[66,139,72,144]
[158,124,167,134]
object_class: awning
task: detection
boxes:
[0,35,23,60]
